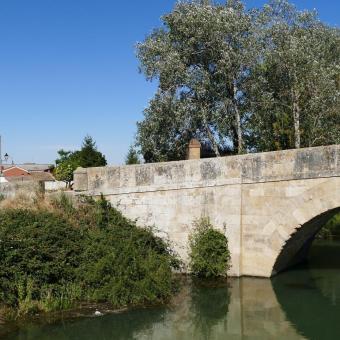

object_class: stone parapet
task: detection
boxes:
[75,145,340,196]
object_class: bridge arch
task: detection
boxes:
[264,178,340,276]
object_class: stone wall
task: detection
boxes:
[74,145,340,277]
[0,181,41,199]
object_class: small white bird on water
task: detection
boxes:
[94,310,103,316]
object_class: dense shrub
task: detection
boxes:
[0,209,83,309]
[0,196,179,317]
[80,226,176,306]
[79,197,180,307]
[189,218,230,278]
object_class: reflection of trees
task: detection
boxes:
[190,279,230,340]
[272,242,340,340]
[8,306,167,340]
[8,281,231,340]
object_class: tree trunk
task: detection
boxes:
[235,106,243,154]
[292,88,301,149]
[231,126,239,154]
[233,84,243,154]
[206,124,221,157]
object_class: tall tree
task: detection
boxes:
[125,146,140,165]
[54,136,107,186]
[247,0,340,151]
[136,0,259,161]
[136,0,340,160]
[77,135,107,168]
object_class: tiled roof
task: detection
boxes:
[2,164,53,171]
[30,172,55,181]
[6,174,55,183]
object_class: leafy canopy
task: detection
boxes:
[136,0,340,162]
[54,136,107,185]
[137,0,258,162]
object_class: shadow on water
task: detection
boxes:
[272,240,340,340]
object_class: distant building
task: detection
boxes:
[3,166,30,178]
[3,163,53,173]
[2,164,55,185]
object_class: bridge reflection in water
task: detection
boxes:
[5,242,340,340]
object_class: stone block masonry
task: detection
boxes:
[74,145,340,277]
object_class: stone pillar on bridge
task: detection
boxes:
[73,167,88,192]
[187,139,201,160]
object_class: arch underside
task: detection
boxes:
[272,207,340,276]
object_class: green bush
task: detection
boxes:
[80,226,176,306]
[78,197,180,307]
[0,209,83,313]
[0,197,180,317]
[189,218,230,278]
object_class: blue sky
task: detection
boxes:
[0,0,339,165]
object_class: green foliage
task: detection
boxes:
[54,161,76,186]
[318,212,340,240]
[77,135,107,168]
[136,0,340,162]
[247,0,340,151]
[137,0,255,160]
[0,209,83,309]
[189,218,230,278]
[0,197,179,318]
[80,225,176,306]
[125,146,140,165]
[54,136,107,186]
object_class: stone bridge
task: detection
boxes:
[74,145,340,278]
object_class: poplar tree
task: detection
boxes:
[137,0,259,161]
[246,0,340,150]
[136,0,340,161]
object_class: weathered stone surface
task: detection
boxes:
[186,138,201,160]
[74,145,340,277]
[73,167,88,192]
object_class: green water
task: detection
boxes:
[3,241,340,340]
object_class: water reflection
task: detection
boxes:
[272,241,340,340]
[5,241,340,339]
[189,279,230,339]
[4,279,302,340]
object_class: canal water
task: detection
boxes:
[3,241,340,340]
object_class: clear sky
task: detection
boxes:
[0,0,339,165]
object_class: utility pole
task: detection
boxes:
[0,135,2,174]
[0,135,3,193]
[0,135,9,185]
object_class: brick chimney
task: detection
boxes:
[187,139,201,160]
